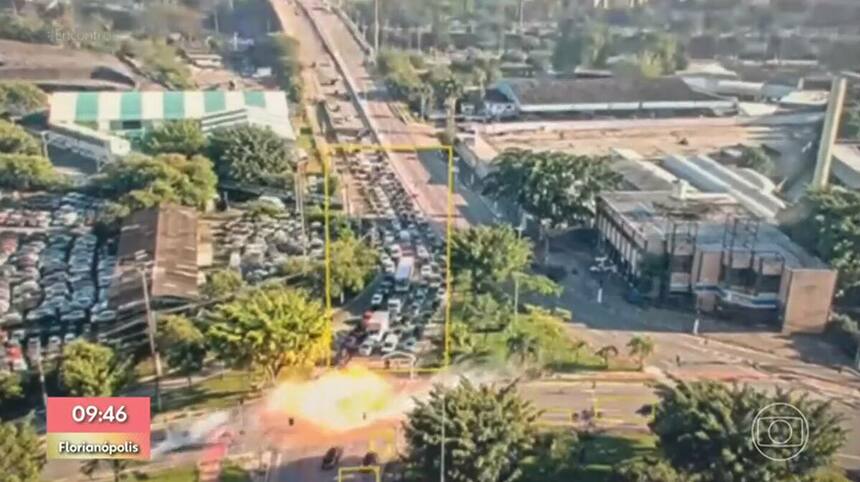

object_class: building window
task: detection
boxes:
[670,255,693,273]
[121,120,142,130]
[758,274,781,294]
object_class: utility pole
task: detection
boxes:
[373,0,380,55]
[440,393,446,482]
[35,348,48,410]
[139,268,163,412]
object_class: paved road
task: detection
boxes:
[297,0,498,229]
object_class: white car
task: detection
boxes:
[421,265,433,279]
[370,293,384,308]
[416,246,430,260]
[380,333,399,354]
[388,298,402,314]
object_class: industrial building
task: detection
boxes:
[595,186,836,334]
[482,77,736,120]
[109,205,200,314]
[48,90,295,140]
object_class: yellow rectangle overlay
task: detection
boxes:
[47,432,151,460]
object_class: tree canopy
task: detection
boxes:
[59,341,129,397]
[201,268,245,299]
[93,152,217,214]
[483,149,621,230]
[207,287,329,383]
[157,314,207,386]
[0,119,41,155]
[207,125,295,188]
[141,120,207,157]
[451,225,532,293]
[402,378,540,482]
[650,381,846,481]
[782,187,860,300]
[0,371,23,403]
[610,457,685,482]
[0,154,60,190]
[0,82,47,118]
[327,230,379,300]
[0,419,45,482]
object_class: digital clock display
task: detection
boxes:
[71,404,129,424]
[46,397,151,460]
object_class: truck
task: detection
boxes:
[394,256,415,293]
[363,310,390,334]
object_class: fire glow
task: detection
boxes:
[263,365,413,434]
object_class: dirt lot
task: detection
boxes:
[482,123,791,158]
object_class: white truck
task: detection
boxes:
[394,256,415,293]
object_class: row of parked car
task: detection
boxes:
[215,206,322,284]
[0,193,112,367]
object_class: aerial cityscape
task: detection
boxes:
[0,0,859,480]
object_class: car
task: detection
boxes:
[358,340,375,356]
[47,335,61,353]
[380,333,399,354]
[362,451,379,466]
[63,333,76,345]
[321,446,343,470]
[416,245,430,260]
[400,337,418,353]
[388,298,402,314]
[421,265,433,279]
[92,310,117,323]
[370,292,384,308]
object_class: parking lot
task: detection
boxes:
[1,191,115,370]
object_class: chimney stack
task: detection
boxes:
[812,77,847,190]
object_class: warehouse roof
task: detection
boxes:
[110,205,199,310]
[49,90,289,124]
[496,77,719,106]
[0,39,137,90]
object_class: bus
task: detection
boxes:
[394,256,415,293]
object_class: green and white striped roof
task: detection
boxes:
[49,90,289,124]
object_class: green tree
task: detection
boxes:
[595,344,618,367]
[157,315,207,387]
[433,75,463,145]
[59,341,129,397]
[0,371,23,402]
[839,107,860,140]
[451,225,532,293]
[506,330,541,365]
[402,379,540,482]
[141,120,206,157]
[626,335,654,370]
[650,381,847,481]
[93,153,217,213]
[0,119,40,155]
[0,419,45,482]
[522,431,579,481]
[207,287,329,384]
[483,149,621,256]
[327,230,379,301]
[610,456,685,482]
[783,187,860,298]
[0,82,47,118]
[207,125,295,187]
[201,269,245,299]
[0,154,60,190]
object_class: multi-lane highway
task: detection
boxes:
[264,0,860,477]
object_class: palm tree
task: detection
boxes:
[506,331,541,365]
[627,336,655,370]
[434,76,463,144]
[595,345,618,368]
